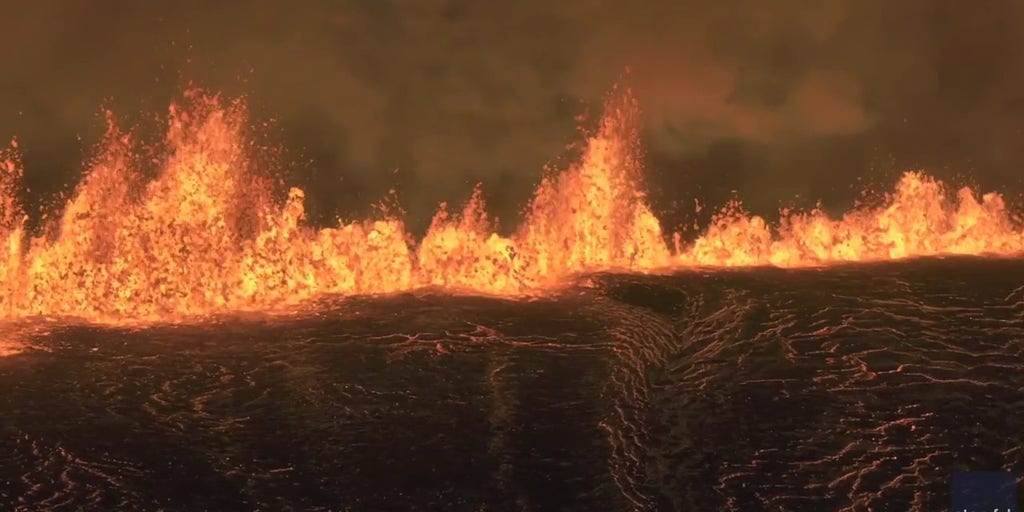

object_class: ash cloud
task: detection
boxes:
[0,0,1022,233]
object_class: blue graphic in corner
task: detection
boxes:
[951,471,1019,512]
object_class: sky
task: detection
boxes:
[0,0,1022,234]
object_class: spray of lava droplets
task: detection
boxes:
[0,86,1022,324]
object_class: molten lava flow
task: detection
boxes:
[0,141,25,317]
[0,86,1021,324]
[681,172,1024,267]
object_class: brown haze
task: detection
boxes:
[0,0,1022,234]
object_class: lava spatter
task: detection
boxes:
[0,86,1021,324]
[680,171,1024,267]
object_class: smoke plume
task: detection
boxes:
[0,0,1022,233]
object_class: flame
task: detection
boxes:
[0,87,1021,324]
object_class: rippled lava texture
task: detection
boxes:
[1,256,1022,511]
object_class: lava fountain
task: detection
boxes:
[0,87,1021,324]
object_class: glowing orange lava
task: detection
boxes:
[0,87,1021,324]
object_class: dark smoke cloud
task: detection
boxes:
[0,0,1022,234]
